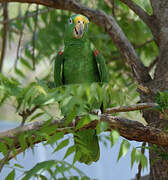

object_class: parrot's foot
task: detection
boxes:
[91,109,102,120]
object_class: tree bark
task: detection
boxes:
[141,1,168,179]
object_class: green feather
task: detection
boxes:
[54,53,64,87]
[74,129,100,165]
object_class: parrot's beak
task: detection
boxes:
[74,22,85,39]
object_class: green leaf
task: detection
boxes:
[14,67,25,78]
[27,131,34,148]
[75,115,91,130]
[30,112,44,121]
[35,174,48,180]
[0,142,8,156]
[110,130,120,147]
[3,137,13,146]
[131,148,136,168]
[5,170,15,180]
[81,177,91,180]
[53,139,69,153]
[40,124,58,136]
[22,160,87,180]
[63,145,76,159]
[66,109,77,126]
[131,148,147,170]
[96,121,109,134]
[117,139,130,161]
[41,118,52,128]
[14,163,24,169]
[18,133,28,151]
[140,153,148,170]
[47,132,64,145]
[47,169,57,180]
[22,160,56,180]
[69,176,79,180]
[20,57,33,70]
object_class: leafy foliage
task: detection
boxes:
[155,91,168,114]
[131,148,147,170]
[22,160,89,180]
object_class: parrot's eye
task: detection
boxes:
[78,20,80,23]
[69,18,73,24]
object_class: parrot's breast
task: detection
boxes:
[63,45,100,84]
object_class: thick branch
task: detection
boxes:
[119,0,158,44]
[119,0,151,26]
[106,103,158,114]
[1,114,168,150]
[0,0,151,83]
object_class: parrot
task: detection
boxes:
[54,14,109,164]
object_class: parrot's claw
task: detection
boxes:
[91,109,102,119]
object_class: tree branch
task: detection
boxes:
[15,4,31,67]
[119,0,151,24]
[0,144,13,172]
[106,103,158,114]
[1,113,168,155]
[0,0,151,84]
[104,0,116,17]
[19,105,39,126]
[32,4,39,70]
[119,0,158,43]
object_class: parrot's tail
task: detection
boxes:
[74,129,100,165]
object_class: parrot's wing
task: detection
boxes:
[54,51,64,87]
[94,50,109,83]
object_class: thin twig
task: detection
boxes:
[0,136,19,173]
[104,0,112,8]
[15,4,31,67]
[111,0,115,18]
[134,39,153,49]
[136,142,146,180]
[0,144,13,172]
[0,2,8,72]
[6,147,23,161]
[106,103,158,114]
[19,105,39,126]
[0,8,53,24]
[32,4,39,70]
[104,0,116,18]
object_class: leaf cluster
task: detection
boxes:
[155,91,168,114]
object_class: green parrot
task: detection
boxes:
[54,14,109,164]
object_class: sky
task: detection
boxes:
[0,121,149,180]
